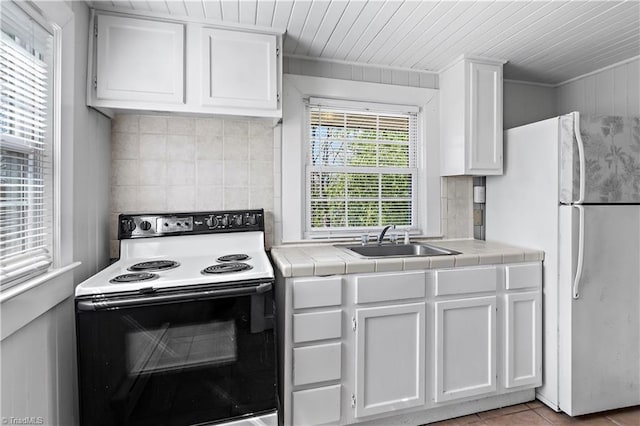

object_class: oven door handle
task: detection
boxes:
[76,282,272,311]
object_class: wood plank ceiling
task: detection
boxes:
[91,1,640,85]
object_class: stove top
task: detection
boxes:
[75,210,273,298]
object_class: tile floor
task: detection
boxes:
[428,401,640,425]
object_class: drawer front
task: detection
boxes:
[293,310,342,343]
[293,343,342,386]
[293,276,342,309]
[505,263,542,290]
[292,385,341,425]
[434,266,497,296]
[355,271,425,304]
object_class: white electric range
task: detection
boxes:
[75,209,277,426]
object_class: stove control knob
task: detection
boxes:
[221,215,229,227]
[247,214,257,226]
[234,215,243,226]
[122,219,136,232]
[205,215,218,228]
[139,220,151,231]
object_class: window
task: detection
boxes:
[0,1,54,288]
[281,75,440,243]
[306,98,418,236]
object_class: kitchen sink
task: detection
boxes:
[338,243,460,258]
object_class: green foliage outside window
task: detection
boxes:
[308,108,416,230]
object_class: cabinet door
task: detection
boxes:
[96,14,184,103]
[435,296,496,402]
[468,61,502,174]
[504,291,541,389]
[354,303,425,418]
[202,29,277,110]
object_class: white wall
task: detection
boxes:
[556,58,640,116]
[1,2,111,425]
[503,81,557,129]
[282,57,475,239]
[73,4,112,282]
[284,56,438,89]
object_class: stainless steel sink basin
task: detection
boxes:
[338,243,460,258]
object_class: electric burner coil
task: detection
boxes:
[128,260,180,272]
[217,254,251,262]
[109,272,159,283]
[201,263,253,275]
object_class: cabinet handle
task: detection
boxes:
[352,316,357,331]
[351,394,356,408]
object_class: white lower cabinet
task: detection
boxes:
[292,385,342,425]
[434,296,497,402]
[354,302,426,418]
[277,262,542,426]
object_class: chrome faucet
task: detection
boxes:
[377,224,396,244]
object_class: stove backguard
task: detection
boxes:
[118,209,265,240]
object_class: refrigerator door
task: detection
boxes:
[558,204,640,416]
[560,114,640,204]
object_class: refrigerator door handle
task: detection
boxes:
[572,204,585,299]
[573,111,586,204]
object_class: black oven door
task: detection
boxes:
[75,280,276,426]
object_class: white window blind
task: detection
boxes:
[306,98,418,235]
[0,1,54,288]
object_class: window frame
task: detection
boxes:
[281,74,441,243]
[304,98,420,237]
[0,0,79,314]
[0,1,57,289]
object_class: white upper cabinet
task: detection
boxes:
[94,14,185,105]
[201,29,278,110]
[88,11,282,118]
[440,56,505,176]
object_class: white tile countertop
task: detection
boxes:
[269,239,544,277]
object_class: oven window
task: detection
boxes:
[126,320,238,375]
[76,292,276,426]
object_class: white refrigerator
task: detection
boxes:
[486,112,640,416]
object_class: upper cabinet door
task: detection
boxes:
[96,15,185,104]
[468,61,503,174]
[201,29,278,110]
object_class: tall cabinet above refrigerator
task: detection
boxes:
[486,112,640,416]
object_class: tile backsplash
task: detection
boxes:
[110,114,276,258]
[441,176,474,239]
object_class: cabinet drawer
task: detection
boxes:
[293,277,342,309]
[293,343,341,386]
[434,266,497,296]
[505,263,541,290]
[292,385,341,425]
[355,271,425,304]
[293,310,341,343]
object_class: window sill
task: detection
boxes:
[0,262,81,304]
[1,262,81,341]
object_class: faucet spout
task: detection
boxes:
[377,224,396,244]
